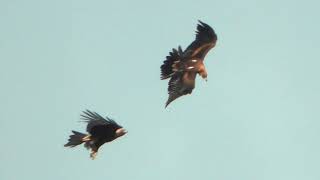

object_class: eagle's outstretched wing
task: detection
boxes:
[185,20,217,60]
[166,72,197,107]
[80,110,121,133]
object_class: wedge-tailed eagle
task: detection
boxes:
[161,20,217,107]
[64,110,127,159]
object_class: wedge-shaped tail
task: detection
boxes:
[161,47,184,80]
[64,130,88,147]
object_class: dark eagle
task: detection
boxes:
[64,110,127,159]
[161,20,217,107]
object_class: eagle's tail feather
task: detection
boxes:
[161,47,182,80]
[64,131,88,147]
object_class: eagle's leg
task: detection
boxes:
[90,149,98,160]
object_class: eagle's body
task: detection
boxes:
[64,110,127,159]
[161,21,217,107]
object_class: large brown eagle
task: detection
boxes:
[161,20,217,107]
[64,110,127,159]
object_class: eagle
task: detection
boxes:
[64,110,127,159]
[160,20,217,107]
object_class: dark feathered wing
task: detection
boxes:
[166,72,197,107]
[185,20,217,60]
[166,74,183,107]
[161,47,181,80]
[80,110,121,133]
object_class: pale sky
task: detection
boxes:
[1,0,320,180]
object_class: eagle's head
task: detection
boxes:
[199,70,208,81]
[115,128,127,138]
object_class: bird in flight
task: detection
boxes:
[160,20,217,107]
[64,110,127,159]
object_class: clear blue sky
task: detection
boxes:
[1,0,320,179]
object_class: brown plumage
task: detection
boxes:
[161,20,217,107]
[64,110,127,159]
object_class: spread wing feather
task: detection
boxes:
[160,48,180,80]
[80,110,121,133]
[161,46,191,80]
[185,20,217,60]
[165,72,196,107]
[166,74,184,107]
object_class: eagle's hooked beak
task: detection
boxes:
[116,128,128,138]
[122,129,128,134]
